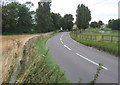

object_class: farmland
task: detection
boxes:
[70,29,119,57]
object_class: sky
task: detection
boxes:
[18,0,119,24]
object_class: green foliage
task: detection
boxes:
[90,21,98,28]
[101,28,112,31]
[2,2,34,34]
[88,64,103,85]
[60,14,74,30]
[76,4,91,30]
[2,1,75,34]
[98,20,104,28]
[108,19,119,30]
[70,33,119,57]
[17,33,69,83]
[85,28,101,33]
[90,21,104,28]
[17,4,33,33]
[36,2,54,33]
[8,65,14,82]
[51,12,62,30]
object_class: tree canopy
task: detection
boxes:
[60,14,74,31]
[98,20,104,28]
[90,21,98,28]
[90,20,104,28]
[108,19,119,30]
[36,2,54,33]
[76,4,91,30]
[51,12,62,31]
[2,2,34,34]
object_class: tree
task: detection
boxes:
[112,20,118,30]
[90,21,98,28]
[118,19,120,30]
[51,12,62,30]
[60,14,74,30]
[108,19,119,30]
[98,20,104,28]
[76,4,91,30]
[108,19,113,28]
[2,2,34,34]
[36,2,54,33]
[2,2,19,33]
[17,4,33,33]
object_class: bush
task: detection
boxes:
[101,28,112,31]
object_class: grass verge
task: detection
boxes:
[70,32,119,57]
[16,33,69,83]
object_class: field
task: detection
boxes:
[70,29,119,57]
[76,33,119,43]
[1,33,50,83]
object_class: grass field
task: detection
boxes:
[81,28,119,42]
[70,31,119,57]
[77,33,119,43]
[16,33,69,83]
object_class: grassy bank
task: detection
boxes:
[70,33,119,57]
[16,33,69,83]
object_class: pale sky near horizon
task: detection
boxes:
[18,0,119,24]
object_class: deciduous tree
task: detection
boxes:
[36,2,54,33]
[76,4,91,30]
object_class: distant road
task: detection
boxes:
[46,32,118,83]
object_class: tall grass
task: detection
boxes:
[16,33,69,83]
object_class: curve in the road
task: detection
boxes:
[46,32,118,83]
[60,33,108,70]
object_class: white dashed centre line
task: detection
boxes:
[60,33,108,70]
[76,53,108,70]
[64,45,72,51]
[61,41,63,44]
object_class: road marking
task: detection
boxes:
[76,53,108,70]
[61,41,63,44]
[59,32,108,70]
[64,45,72,51]
[60,33,64,44]
[60,33,64,41]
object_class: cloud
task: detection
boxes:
[51,0,118,23]
[18,0,119,24]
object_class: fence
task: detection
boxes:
[74,32,120,43]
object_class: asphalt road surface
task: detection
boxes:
[46,32,118,83]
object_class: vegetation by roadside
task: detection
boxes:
[70,32,119,57]
[16,33,69,83]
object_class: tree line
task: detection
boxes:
[108,19,120,30]
[90,21,104,28]
[1,1,119,34]
[2,2,34,34]
[2,1,74,34]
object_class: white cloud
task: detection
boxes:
[18,0,119,24]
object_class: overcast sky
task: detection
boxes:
[19,0,119,24]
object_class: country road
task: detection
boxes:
[46,32,118,83]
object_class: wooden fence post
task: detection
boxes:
[91,35,92,40]
[102,35,104,41]
[111,36,113,42]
